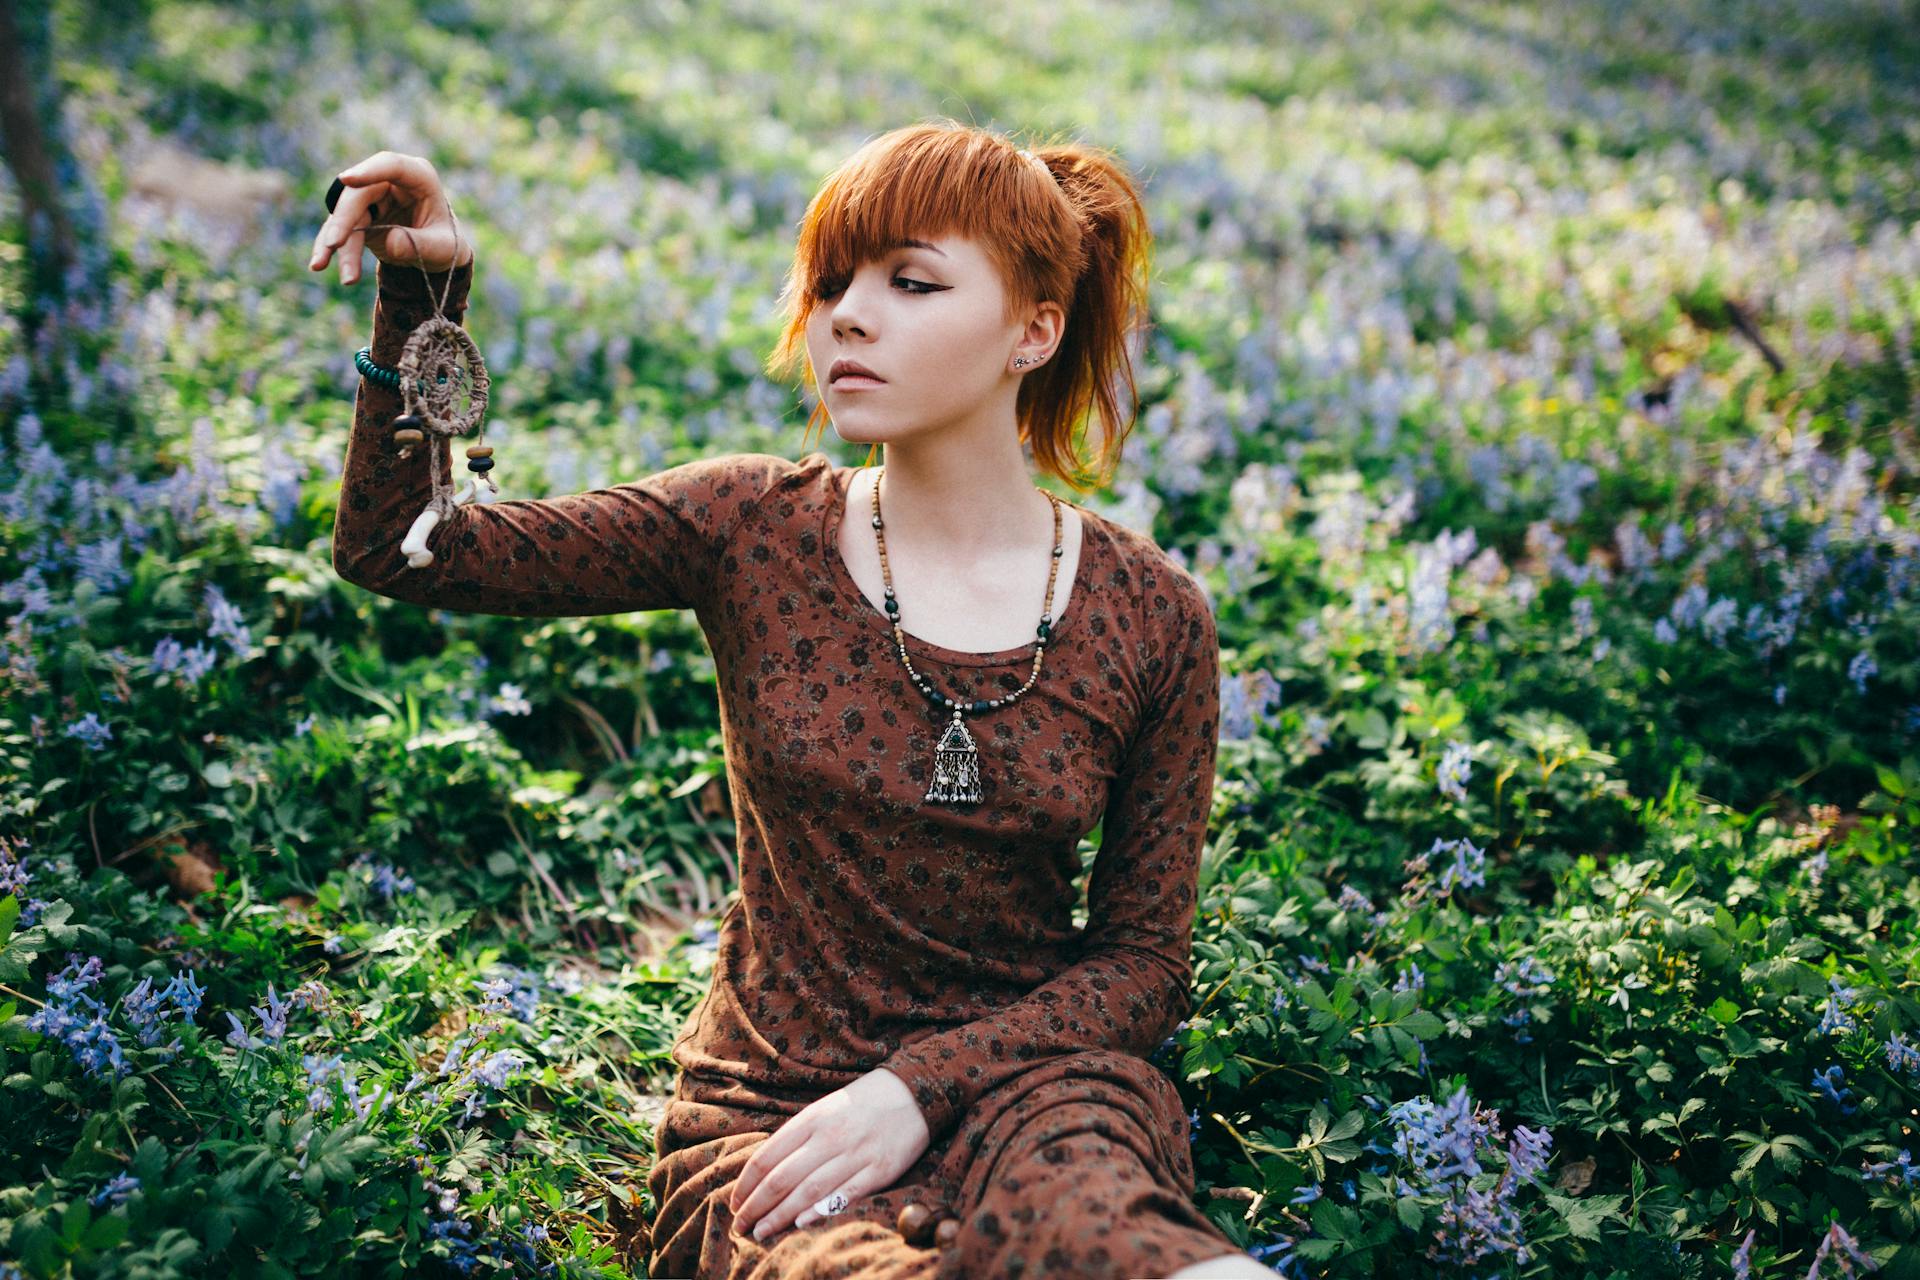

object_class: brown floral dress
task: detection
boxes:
[337,260,1237,1279]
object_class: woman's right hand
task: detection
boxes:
[308,151,473,285]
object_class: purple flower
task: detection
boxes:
[1861,1149,1920,1188]
[203,584,250,656]
[1388,1087,1488,1182]
[1507,1125,1553,1183]
[178,642,218,683]
[1435,739,1472,803]
[1885,1032,1920,1077]
[1432,837,1487,895]
[1248,1232,1305,1279]
[1804,1221,1878,1278]
[63,713,113,751]
[1812,1064,1858,1116]
[1818,975,1861,1036]
[89,1172,140,1208]
[1495,956,1554,999]
[466,1047,522,1090]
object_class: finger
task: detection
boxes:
[311,179,390,271]
[732,1128,825,1228]
[746,1155,861,1242]
[730,1121,809,1215]
[340,226,366,284]
[792,1169,864,1231]
[338,150,439,208]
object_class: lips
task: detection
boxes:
[829,358,885,384]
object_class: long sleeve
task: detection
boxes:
[332,257,787,618]
[876,567,1222,1142]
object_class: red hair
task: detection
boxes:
[764,120,1155,494]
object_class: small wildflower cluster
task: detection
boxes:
[1797,1228,1873,1274]
[63,711,114,750]
[400,1007,530,1127]
[0,835,47,927]
[1861,1148,1920,1188]
[1812,1064,1859,1116]
[90,1172,140,1208]
[1818,975,1862,1036]
[348,850,417,901]
[27,952,203,1081]
[1387,1086,1553,1271]
[1435,739,1473,803]
[1335,882,1391,938]
[1885,1032,1920,1078]
[415,1158,556,1275]
[1399,836,1487,906]
[475,964,547,1024]
[1493,955,1555,1045]
[120,967,206,1056]
[302,1051,389,1122]
[223,979,329,1052]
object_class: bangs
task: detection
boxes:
[784,125,1073,319]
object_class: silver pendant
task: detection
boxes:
[925,711,983,804]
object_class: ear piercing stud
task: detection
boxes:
[1013,356,1046,369]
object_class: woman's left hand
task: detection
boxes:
[729,1066,931,1241]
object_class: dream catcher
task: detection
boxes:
[329,180,498,568]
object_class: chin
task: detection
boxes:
[824,403,931,445]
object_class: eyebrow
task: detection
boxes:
[886,238,948,258]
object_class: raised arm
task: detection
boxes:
[875,567,1222,1142]
[332,257,788,617]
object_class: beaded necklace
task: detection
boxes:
[864,466,1065,805]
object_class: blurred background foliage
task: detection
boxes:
[1,0,1918,1276]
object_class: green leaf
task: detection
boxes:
[669,769,714,799]
[85,1212,129,1250]
[1401,1010,1444,1039]
[1544,1191,1626,1240]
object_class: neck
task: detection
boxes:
[870,436,1055,557]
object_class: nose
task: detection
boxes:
[829,268,882,340]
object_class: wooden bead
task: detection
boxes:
[390,414,425,431]
[392,428,424,445]
[934,1217,960,1247]
[467,456,495,473]
[465,444,494,459]
[895,1203,935,1245]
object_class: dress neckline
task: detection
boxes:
[822,462,1100,669]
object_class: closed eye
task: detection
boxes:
[814,275,944,299]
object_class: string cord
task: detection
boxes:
[355,201,490,521]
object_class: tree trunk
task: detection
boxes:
[0,0,80,305]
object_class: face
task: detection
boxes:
[803,233,1061,445]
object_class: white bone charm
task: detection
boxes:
[400,475,500,568]
[400,505,444,568]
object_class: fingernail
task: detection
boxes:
[753,1223,769,1240]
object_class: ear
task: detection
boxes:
[1014,299,1066,365]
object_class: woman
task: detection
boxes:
[311,121,1271,1279]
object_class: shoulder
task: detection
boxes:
[1085,509,1216,649]
[646,451,833,527]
